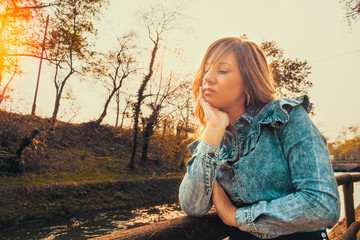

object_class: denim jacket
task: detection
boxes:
[179,95,340,239]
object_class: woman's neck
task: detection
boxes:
[226,108,245,136]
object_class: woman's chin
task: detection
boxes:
[206,100,222,109]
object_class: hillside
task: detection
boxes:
[0,110,189,185]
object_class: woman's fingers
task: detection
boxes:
[199,87,213,117]
[199,87,229,129]
[199,87,217,115]
[199,87,211,110]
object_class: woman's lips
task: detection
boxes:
[203,88,215,95]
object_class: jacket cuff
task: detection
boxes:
[235,206,257,232]
[188,139,220,158]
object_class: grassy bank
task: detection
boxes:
[0,158,184,186]
[0,110,190,183]
[0,177,183,225]
[0,110,189,224]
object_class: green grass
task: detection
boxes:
[0,154,184,186]
[0,110,187,187]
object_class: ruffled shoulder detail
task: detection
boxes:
[255,95,311,127]
[240,95,311,157]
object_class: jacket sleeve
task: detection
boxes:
[178,139,221,217]
[234,105,340,238]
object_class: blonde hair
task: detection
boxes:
[193,37,277,127]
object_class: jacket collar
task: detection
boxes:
[238,95,311,135]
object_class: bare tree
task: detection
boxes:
[46,0,107,128]
[95,33,137,125]
[128,5,181,169]
[140,66,188,163]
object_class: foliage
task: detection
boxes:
[142,130,192,170]
[328,123,360,161]
[19,128,48,172]
[0,0,44,105]
[47,0,106,60]
[0,109,51,172]
[261,41,312,98]
[340,0,360,25]
[0,110,46,152]
[328,204,360,240]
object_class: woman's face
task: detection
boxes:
[202,51,246,112]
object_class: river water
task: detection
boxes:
[0,203,187,240]
[0,172,358,240]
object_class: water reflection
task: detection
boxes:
[0,203,186,240]
[127,203,186,227]
[2,173,357,239]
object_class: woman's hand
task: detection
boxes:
[212,180,237,227]
[199,87,229,130]
[200,87,229,146]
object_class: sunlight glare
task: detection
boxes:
[0,5,5,15]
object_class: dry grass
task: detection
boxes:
[0,110,188,185]
[329,204,360,240]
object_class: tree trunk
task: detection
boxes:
[129,104,140,169]
[162,119,167,139]
[140,118,155,163]
[120,107,126,129]
[97,88,117,125]
[115,90,120,128]
[129,42,158,168]
[50,71,73,128]
[50,89,62,128]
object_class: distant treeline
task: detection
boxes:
[328,124,360,162]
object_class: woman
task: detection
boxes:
[178,37,340,240]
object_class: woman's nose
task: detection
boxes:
[203,69,215,84]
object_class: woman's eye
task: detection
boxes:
[219,70,228,74]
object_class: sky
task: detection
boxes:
[5,0,360,142]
